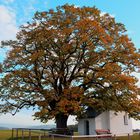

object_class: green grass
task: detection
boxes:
[0,130,140,140]
[114,133,140,140]
[0,129,49,140]
[0,130,12,140]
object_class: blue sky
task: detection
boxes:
[0,0,140,128]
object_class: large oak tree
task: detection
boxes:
[0,5,140,128]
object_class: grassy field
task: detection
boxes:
[0,130,140,140]
[0,130,12,140]
[0,129,48,140]
[115,133,140,140]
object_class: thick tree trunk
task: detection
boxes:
[55,114,68,128]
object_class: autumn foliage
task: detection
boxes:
[0,4,140,128]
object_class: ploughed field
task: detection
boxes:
[0,130,140,140]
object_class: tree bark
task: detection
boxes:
[55,114,68,128]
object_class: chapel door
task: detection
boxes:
[85,120,89,135]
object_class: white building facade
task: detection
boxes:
[78,111,133,136]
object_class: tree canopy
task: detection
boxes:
[0,4,140,128]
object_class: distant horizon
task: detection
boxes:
[0,110,77,128]
[0,122,56,129]
[0,121,140,130]
[0,111,140,129]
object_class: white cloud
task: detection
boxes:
[131,72,140,87]
[132,119,140,129]
[0,111,44,127]
[0,5,18,41]
[68,115,77,125]
[0,112,77,127]
[4,0,15,3]
[100,12,115,18]
[0,5,18,60]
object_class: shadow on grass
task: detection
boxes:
[7,138,17,140]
